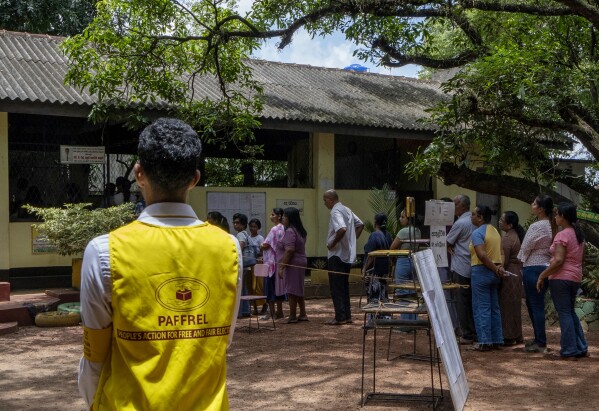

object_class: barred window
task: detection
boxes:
[8,113,139,221]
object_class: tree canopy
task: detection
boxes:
[62,0,599,244]
[0,0,98,36]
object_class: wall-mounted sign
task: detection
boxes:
[276,199,304,215]
[60,145,105,164]
[31,226,57,254]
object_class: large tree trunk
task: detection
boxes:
[438,162,599,247]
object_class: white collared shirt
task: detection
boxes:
[327,202,363,264]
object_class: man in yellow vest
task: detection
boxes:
[78,118,242,410]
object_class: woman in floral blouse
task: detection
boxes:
[518,194,556,353]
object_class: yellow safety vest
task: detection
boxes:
[93,220,238,411]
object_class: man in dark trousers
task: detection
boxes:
[323,189,364,325]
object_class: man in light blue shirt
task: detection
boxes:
[447,194,476,343]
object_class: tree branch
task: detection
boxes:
[374,37,482,68]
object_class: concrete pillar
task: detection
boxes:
[312,132,335,256]
[0,113,9,275]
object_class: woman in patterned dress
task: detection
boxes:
[261,208,286,319]
[499,211,525,345]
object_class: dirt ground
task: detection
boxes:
[1,296,598,411]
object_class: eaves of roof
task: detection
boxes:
[0,30,447,132]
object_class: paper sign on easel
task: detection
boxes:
[429,226,448,268]
[424,200,454,268]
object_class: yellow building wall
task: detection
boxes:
[435,179,534,227]
[9,223,72,267]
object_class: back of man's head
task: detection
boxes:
[138,118,202,192]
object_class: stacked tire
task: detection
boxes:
[35,303,81,327]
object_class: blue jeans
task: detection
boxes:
[523,266,548,346]
[239,269,251,316]
[471,265,503,345]
[549,280,588,357]
[394,256,417,321]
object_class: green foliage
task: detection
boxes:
[0,0,97,36]
[61,0,264,150]
[364,184,400,236]
[582,243,599,299]
[204,157,287,187]
[312,258,327,269]
[24,203,135,256]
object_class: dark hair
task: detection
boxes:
[374,213,388,232]
[502,211,525,243]
[233,213,248,228]
[556,202,585,244]
[272,207,284,222]
[283,207,307,238]
[115,176,131,202]
[138,118,201,193]
[535,194,557,237]
[207,211,230,232]
[249,218,261,229]
[475,204,497,224]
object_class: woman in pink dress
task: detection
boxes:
[261,208,286,320]
[277,207,308,323]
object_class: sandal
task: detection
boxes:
[468,343,491,352]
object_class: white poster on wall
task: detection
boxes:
[276,199,304,215]
[60,145,105,164]
[207,192,266,234]
[424,200,455,226]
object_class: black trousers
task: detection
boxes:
[452,271,476,340]
[328,256,352,322]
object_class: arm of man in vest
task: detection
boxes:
[78,236,113,410]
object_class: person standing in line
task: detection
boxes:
[323,189,364,325]
[362,213,394,305]
[518,194,556,353]
[233,213,252,318]
[499,211,525,346]
[113,176,132,205]
[248,218,266,315]
[207,211,230,232]
[447,194,476,343]
[390,208,422,321]
[537,202,588,360]
[469,205,505,351]
[78,118,242,410]
[277,207,308,323]
[261,208,287,320]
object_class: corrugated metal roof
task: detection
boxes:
[0,30,446,131]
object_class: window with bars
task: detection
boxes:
[8,113,139,221]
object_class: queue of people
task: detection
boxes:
[76,117,589,411]
[208,206,310,323]
[445,194,589,359]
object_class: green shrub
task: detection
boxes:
[24,203,135,256]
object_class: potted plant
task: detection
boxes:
[23,203,136,289]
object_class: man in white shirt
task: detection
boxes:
[323,189,364,325]
[78,118,242,410]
